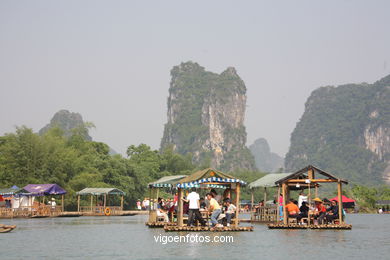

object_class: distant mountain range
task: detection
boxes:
[249,138,284,173]
[285,74,390,184]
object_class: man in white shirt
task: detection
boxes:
[182,188,206,227]
[298,192,307,208]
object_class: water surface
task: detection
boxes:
[0,214,389,259]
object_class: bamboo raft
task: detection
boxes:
[268,223,352,230]
[145,222,177,228]
[164,225,254,232]
[0,224,16,233]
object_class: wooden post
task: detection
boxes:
[315,185,318,198]
[308,167,314,179]
[276,185,280,223]
[103,194,106,208]
[61,195,64,212]
[148,187,156,222]
[178,188,183,227]
[282,183,287,224]
[234,183,240,227]
[263,187,267,205]
[338,181,343,224]
[77,195,80,212]
[90,195,93,212]
[121,195,124,210]
[250,189,254,221]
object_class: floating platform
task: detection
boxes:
[164,225,254,232]
[268,223,352,230]
[58,212,82,217]
[0,224,16,233]
[145,222,177,228]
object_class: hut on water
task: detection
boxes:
[170,168,252,231]
[76,188,125,216]
[0,187,32,218]
[24,184,67,217]
[269,165,351,229]
[248,173,291,222]
[147,175,187,224]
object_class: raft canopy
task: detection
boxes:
[248,173,291,189]
[24,184,67,196]
[148,175,187,188]
[76,188,126,196]
[0,187,31,196]
[275,165,348,185]
[176,168,247,189]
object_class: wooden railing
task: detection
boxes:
[251,205,278,222]
[79,206,122,215]
[0,205,63,218]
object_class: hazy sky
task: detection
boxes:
[1,1,389,157]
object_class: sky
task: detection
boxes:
[1,0,389,157]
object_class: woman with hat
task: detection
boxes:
[313,198,326,225]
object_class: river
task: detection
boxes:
[0,214,389,259]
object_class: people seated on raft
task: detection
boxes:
[206,192,223,227]
[285,199,300,221]
[325,200,339,223]
[199,197,206,210]
[156,197,169,222]
[210,189,222,203]
[223,198,237,227]
[298,201,309,222]
[313,198,326,225]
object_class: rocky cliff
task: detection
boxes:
[161,61,255,171]
[39,109,92,141]
[249,138,284,173]
[285,74,390,184]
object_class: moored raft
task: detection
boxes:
[0,224,16,233]
[164,225,254,232]
[268,223,352,230]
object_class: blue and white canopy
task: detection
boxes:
[176,168,247,189]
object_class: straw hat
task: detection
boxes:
[51,198,55,201]
[313,197,322,203]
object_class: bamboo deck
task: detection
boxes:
[268,223,352,230]
[145,221,177,228]
[164,225,254,232]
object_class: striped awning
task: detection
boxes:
[148,175,187,188]
[176,176,246,188]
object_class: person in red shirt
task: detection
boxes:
[313,198,326,224]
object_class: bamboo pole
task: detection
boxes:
[308,168,314,179]
[250,189,254,221]
[234,183,240,227]
[263,187,267,205]
[338,181,343,224]
[90,195,93,212]
[77,195,80,212]
[121,195,124,210]
[315,185,318,198]
[103,194,106,208]
[282,183,287,225]
[178,188,183,227]
[61,195,64,212]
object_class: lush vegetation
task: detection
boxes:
[0,126,197,210]
[285,74,390,185]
